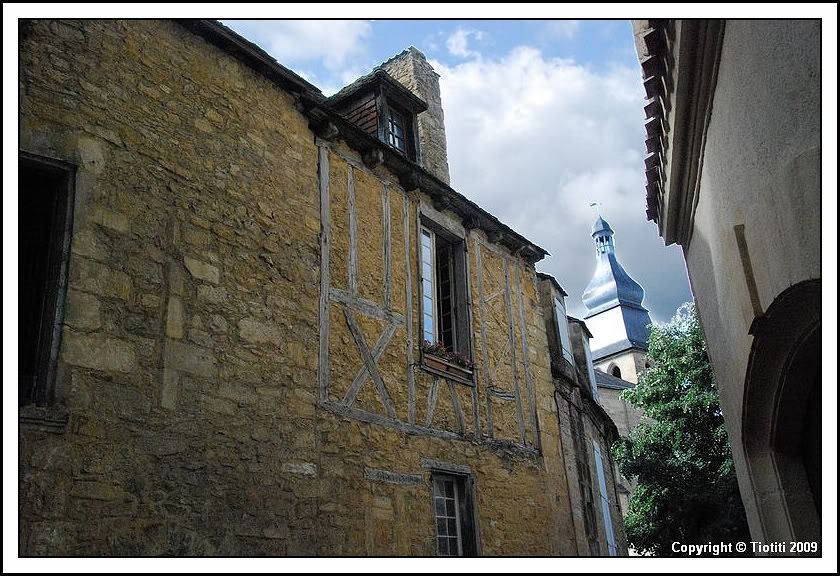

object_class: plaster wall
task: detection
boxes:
[681,19,821,540]
[585,307,627,356]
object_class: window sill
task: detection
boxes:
[19,404,69,434]
[421,352,475,385]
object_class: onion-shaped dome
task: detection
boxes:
[582,216,646,314]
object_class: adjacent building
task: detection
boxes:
[19,19,627,556]
[537,273,627,556]
[631,19,821,551]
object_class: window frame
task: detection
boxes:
[18,151,76,407]
[553,296,574,365]
[582,335,601,404]
[386,107,407,153]
[418,216,473,381]
[420,226,437,345]
[430,470,479,557]
[378,93,419,162]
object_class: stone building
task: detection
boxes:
[631,19,821,552]
[537,273,627,556]
[18,19,626,556]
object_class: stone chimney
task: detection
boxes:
[380,46,451,185]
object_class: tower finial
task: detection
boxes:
[589,201,601,216]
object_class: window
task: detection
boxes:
[19,153,75,406]
[611,365,622,379]
[553,297,574,365]
[432,473,477,556]
[387,107,406,153]
[592,441,617,556]
[420,225,470,364]
[582,336,601,404]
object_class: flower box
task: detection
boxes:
[423,352,474,380]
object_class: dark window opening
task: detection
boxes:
[387,108,406,153]
[611,366,622,379]
[432,472,477,556]
[19,154,74,406]
[435,236,456,351]
[380,96,418,162]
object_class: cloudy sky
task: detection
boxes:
[222,19,693,322]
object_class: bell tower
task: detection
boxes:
[582,215,652,383]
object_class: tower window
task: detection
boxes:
[611,366,622,379]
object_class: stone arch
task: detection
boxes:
[605,362,621,379]
[742,279,820,549]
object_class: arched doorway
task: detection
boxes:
[742,279,820,552]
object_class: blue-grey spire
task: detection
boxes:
[583,215,646,315]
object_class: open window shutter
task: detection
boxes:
[592,441,617,556]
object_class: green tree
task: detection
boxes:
[613,303,751,556]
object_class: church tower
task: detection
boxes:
[582,215,652,383]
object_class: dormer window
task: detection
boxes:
[387,107,407,153]
[327,69,427,164]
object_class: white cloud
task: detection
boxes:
[446,28,484,58]
[544,20,582,40]
[221,20,372,71]
[431,47,692,321]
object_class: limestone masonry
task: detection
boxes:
[19,20,626,556]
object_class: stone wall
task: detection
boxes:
[537,276,628,555]
[19,20,580,556]
[593,350,647,384]
[381,47,451,185]
[553,382,628,557]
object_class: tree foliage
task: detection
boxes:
[613,303,751,556]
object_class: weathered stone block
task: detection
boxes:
[282,462,317,477]
[169,263,184,296]
[139,293,161,310]
[197,284,226,304]
[61,330,136,373]
[64,289,101,331]
[201,395,235,415]
[71,229,108,261]
[166,296,184,339]
[71,258,133,301]
[208,314,228,333]
[238,317,281,345]
[90,205,129,233]
[184,256,219,284]
[161,368,179,410]
[164,339,216,378]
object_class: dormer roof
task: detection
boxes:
[326,69,428,114]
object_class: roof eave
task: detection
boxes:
[299,94,549,263]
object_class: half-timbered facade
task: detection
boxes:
[18,19,626,556]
